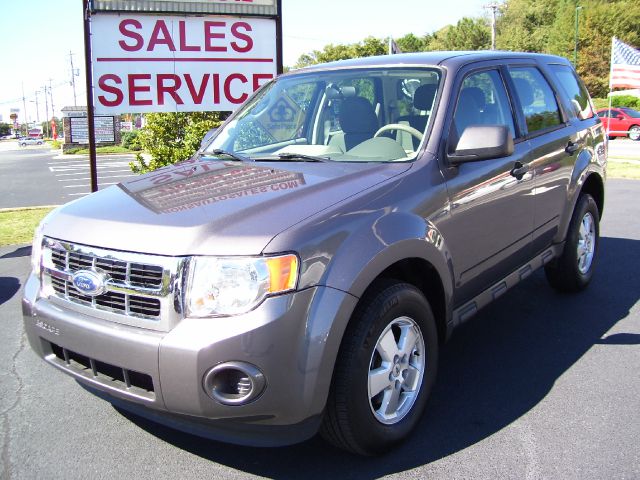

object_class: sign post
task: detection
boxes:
[83,0,282,191]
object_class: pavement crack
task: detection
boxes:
[1,329,28,480]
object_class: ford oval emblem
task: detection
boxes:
[71,270,107,297]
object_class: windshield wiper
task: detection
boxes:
[200,149,253,162]
[273,152,330,162]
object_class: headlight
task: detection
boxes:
[187,254,299,317]
[30,208,58,277]
[31,221,46,276]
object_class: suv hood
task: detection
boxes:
[43,159,411,256]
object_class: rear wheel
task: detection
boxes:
[321,281,438,455]
[629,125,640,141]
[545,194,599,292]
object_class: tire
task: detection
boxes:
[320,280,438,455]
[628,125,640,141]
[545,194,599,292]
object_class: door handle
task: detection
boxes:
[565,141,580,155]
[510,161,529,180]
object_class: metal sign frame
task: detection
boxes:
[82,0,283,192]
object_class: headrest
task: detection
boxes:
[413,84,437,111]
[460,86,486,109]
[339,97,378,134]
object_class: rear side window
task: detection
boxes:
[549,64,594,120]
[508,67,562,134]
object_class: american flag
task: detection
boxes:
[610,37,640,89]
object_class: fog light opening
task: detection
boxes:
[203,362,265,406]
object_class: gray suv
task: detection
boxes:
[24,51,606,455]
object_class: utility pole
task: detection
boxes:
[21,83,29,136]
[42,86,50,138]
[34,91,40,124]
[69,50,78,106]
[484,3,500,50]
[48,79,55,119]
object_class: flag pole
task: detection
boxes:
[606,37,615,141]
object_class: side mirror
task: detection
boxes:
[200,127,218,148]
[616,115,625,120]
[447,125,514,164]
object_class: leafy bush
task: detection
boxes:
[121,130,142,151]
[592,95,640,111]
[611,95,640,109]
[129,112,227,174]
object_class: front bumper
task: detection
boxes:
[22,273,358,446]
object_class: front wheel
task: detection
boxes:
[545,194,600,292]
[628,125,640,141]
[320,281,438,455]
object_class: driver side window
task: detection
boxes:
[452,70,516,147]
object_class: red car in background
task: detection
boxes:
[596,107,640,141]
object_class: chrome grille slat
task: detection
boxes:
[41,238,185,329]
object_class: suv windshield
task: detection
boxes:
[206,67,442,162]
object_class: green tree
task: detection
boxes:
[497,0,559,52]
[496,0,640,97]
[129,111,226,173]
[0,123,11,136]
[427,17,491,51]
[294,36,387,68]
[396,33,431,53]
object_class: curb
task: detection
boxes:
[0,205,60,213]
[53,153,137,160]
[609,157,640,164]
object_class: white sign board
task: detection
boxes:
[91,13,277,114]
[71,116,116,143]
[148,0,274,4]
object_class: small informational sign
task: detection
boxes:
[121,121,133,131]
[71,116,116,143]
[91,13,277,114]
[256,92,304,142]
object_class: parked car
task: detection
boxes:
[24,51,606,455]
[596,107,640,140]
[19,136,44,146]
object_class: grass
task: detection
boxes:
[0,208,55,246]
[64,146,134,155]
[607,160,640,180]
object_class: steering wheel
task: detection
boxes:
[374,124,424,142]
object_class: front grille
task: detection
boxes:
[51,249,163,289]
[49,342,155,400]
[41,239,185,329]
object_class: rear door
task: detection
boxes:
[519,62,599,252]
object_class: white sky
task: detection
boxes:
[0,0,488,124]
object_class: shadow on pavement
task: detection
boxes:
[0,277,21,306]
[115,236,639,478]
[0,246,31,259]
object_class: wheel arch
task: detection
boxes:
[580,171,605,220]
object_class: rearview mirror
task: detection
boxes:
[447,125,514,164]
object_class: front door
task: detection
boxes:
[439,67,535,304]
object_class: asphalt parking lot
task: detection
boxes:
[1,179,639,480]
